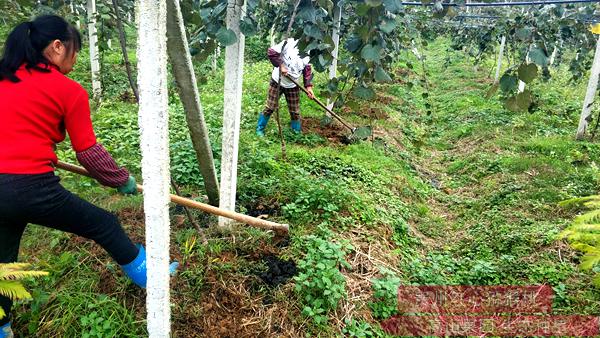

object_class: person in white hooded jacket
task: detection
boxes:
[256,38,314,136]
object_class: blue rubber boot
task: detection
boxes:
[120,244,179,288]
[290,120,301,134]
[0,322,13,338]
[256,113,270,137]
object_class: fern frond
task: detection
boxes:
[0,263,48,281]
[0,280,31,301]
[559,195,600,208]
[584,200,600,209]
[0,263,31,271]
[567,223,600,233]
[580,250,600,270]
[563,233,600,246]
[0,270,48,281]
[571,242,598,253]
[574,209,600,225]
[560,195,600,280]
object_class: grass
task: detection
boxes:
[4,33,600,337]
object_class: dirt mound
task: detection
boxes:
[257,254,297,287]
[302,116,348,144]
[244,199,281,218]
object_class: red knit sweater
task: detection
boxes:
[0,64,128,187]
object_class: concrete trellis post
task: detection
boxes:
[576,35,600,140]
[494,36,506,83]
[87,0,101,99]
[137,0,171,336]
[326,0,342,111]
[219,0,246,229]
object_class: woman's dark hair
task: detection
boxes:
[0,15,81,82]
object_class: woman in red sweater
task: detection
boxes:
[0,16,150,337]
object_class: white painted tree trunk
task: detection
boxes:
[494,36,506,83]
[326,0,341,112]
[87,0,101,99]
[137,0,171,336]
[166,0,220,207]
[576,35,600,140]
[219,0,246,229]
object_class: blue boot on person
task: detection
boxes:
[120,244,179,288]
[290,120,301,134]
[0,322,13,338]
[256,113,270,137]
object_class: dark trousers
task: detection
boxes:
[0,172,138,326]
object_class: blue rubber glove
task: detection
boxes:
[117,176,137,195]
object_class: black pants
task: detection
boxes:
[0,172,138,326]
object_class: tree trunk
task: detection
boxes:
[137,0,171,336]
[576,36,600,140]
[166,0,220,206]
[112,0,139,102]
[87,0,101,99]
[212,48,218,72]
[269,22,276,46]
[326,0,341,112]
[218,0,246,229]
[494,36,506,83]
[518,48,530,93]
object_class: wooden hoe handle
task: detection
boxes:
[55,161,289,234]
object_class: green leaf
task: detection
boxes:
[347,100,360,111]
[365,0,383,6]
[380,18,397,34]
[485,83,499,99]
[215,27,237,46]
[517,63,538,84]
[515,27,532,41]
[375,67,392,83]
[499,74,518,92]
[361,44,382,62]
[516,89,533,111]
[529,47,549,67]
[304,25,324,40]
[353,86,375,100]
[352,126,373,140]
[297,2,317,22]
[504,96,520,112]
[239,18,257,37]
[384,0,403,12]
[344,35,363,53]
[356,4,371,15]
